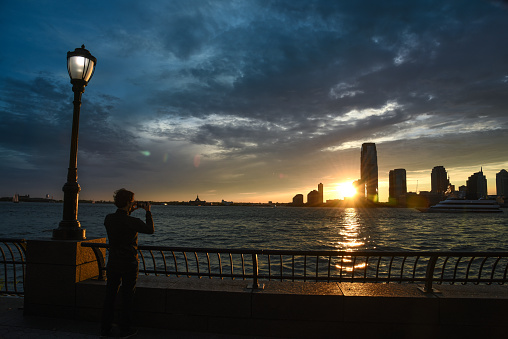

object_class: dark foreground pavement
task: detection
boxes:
[0,296,271,339]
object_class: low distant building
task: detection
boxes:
[419,191,443,207]
[307,190,320,206]
[405,192,427,208]
[457,185,467,199]
[292,194,304,206]
[189,195,206,206]
[325,199,341,207]
[18,194,30,202]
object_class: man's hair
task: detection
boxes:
[114,188,134,208]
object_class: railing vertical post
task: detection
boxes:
[424,255,438,293]
[92,247,106,280]
[248,253,264,289]
[252,253,259,289]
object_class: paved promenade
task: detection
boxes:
[4,281,508,339]
[0,296,270,339]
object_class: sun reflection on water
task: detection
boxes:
[333,208,369,271]
[337,208,365,250]
[335,256,367,272]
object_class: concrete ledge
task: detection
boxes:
[73,277,508,337]
[340,282,439,325]
[434,284,508,328]
[251,281,343,321]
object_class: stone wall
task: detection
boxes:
[23,238,106,318]
[76,276,508,338]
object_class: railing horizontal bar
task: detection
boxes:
[137,269,432,283]
[435,278,508,283]
[0,239,27,243]
[254,275,428,282]
[80,243,508,258]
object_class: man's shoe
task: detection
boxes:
[120,327,138,338]
[100,328,113,338]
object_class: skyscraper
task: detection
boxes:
[389,169,407,204]
[318,183,324,204]
[361,143,378,202]
[496,169,508,197]
[431,166,449,194]
[466,168,487,199]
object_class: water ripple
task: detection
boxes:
[1,203,507,251]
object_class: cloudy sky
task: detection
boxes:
[1,0,508,203]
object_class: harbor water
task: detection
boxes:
[1,202,507,252]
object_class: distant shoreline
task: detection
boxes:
[0,197,420,208]
[2,197,505,209]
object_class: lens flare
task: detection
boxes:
[338,182,357,198]
[194,154,201,168]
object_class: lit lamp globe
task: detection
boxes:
[52,45,97,240]
[67,45,97,86]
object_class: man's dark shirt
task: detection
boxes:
[104,209,154,270]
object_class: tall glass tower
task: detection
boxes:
[361,143,378,202]
[431,166,448,194]
[389,168,407,203]
[318,183,324,204]
[496,169,508,197]
[466,168,487,199]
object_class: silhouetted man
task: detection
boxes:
[101,188,154,338]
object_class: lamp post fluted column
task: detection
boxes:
[52,45,96,240]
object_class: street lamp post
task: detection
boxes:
[52,45,97,240]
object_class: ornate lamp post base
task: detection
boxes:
[52,225,86,240]
[53,173,86,240]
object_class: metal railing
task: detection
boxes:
[2,237,507,296]
[81,243,508,293]
[0,238,27,295]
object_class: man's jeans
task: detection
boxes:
[101,264,138,332]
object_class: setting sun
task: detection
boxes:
[338,182,357,199]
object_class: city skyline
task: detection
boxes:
[292,147,508,206]
[1,1,508,203]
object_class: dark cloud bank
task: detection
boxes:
[1,0,507,201]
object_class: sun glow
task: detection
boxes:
[338,182,357,199]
